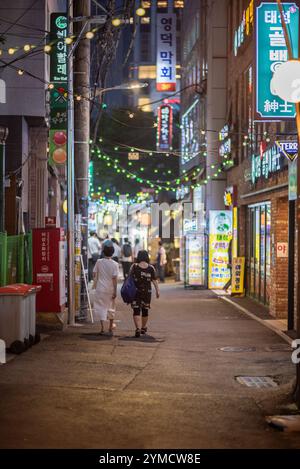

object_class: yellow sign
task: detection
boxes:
[231,257,245,295]
[208,211,232,289]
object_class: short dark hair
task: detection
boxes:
[124,237,129,243]
[159,240,163,246]
[103,244,114,258]
[137,250,150,263]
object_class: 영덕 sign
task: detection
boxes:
[156,13,176,92]
[255,2,299,119]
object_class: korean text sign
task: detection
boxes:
[50,13,68,83]
[156,13,176,92]
[231,257,245,295]
[208,211,232,290]
[157,104,173,150]
[256,2,299,119]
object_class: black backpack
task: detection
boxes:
[123,243,132,258]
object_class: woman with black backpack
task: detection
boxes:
[129,250,160,337]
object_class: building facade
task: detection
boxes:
[224,0,298,326]
[0,0,66,234]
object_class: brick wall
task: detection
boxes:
[270,196,289,319]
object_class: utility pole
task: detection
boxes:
[276,0,300,407]
[67,1,76,325]
[74,0,91,319]
[0,127,9,233]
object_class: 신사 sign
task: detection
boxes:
[256,2,299,119]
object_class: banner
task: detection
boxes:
[156,13,176,92]
[231,257,245,295]
[255,2,299,119]
[157,104,173,150]
[208,211,232,290]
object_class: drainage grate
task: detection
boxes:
[219,346,256,353]
[236,376,278,388]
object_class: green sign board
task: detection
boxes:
[50,13,68,83]
[256,2,299,119]
[49,13,68,167]
[288,159,297,200]
[88,161,94,195]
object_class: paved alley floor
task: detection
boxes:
[0,284,299,449]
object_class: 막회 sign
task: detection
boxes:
[156,13,176,92]
[255,2,299,119]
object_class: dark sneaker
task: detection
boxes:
[135,328,141,338]
[141,327,147,335]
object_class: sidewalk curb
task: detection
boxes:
[219,296,293,346]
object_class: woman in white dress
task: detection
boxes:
[93,242,119,334]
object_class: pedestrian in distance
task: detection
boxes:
[133,238,142,262]
[88,231,101,282]
[156,240,167,283]
[93,241,118,335]
[129,250,160,338]
[111,238,121,263]
[121,237,133,279]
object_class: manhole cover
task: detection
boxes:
[265,344,292,352]
[236,376,278,388]
[219,346,256,353]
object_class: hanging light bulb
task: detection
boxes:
[44,44,52,53]
[112,18,121,27]
[48,83,54,89]
[65,37,73,45]
[24,44,31,52]
[17,69,24,76]
[136,7,146,16]
[85,31,95,39]
[8,48,16,55]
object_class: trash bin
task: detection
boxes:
[0,285,30,354]
[172,259,180,282]
[14,284,42,346]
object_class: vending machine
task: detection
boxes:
[32,226,66,313]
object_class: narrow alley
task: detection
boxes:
[0,285,298,449]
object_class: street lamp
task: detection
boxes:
[93,81,148,98]
[92,82,148,143]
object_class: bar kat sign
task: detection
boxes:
[157,104,173,150]
[156,13,176,92]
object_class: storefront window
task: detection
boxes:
[247,202,271,306]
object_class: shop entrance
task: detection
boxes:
[247,202,271,306]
